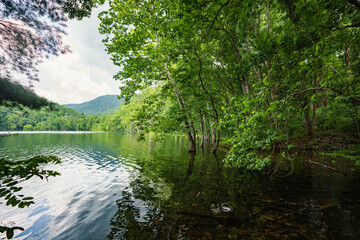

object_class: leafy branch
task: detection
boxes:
[0,155,61,208]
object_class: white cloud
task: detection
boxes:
[33,7,120,104]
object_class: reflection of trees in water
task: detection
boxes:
[185,152,195,181]
[107,151,360,239]
[107,188,174,239]
[107,152,262,239]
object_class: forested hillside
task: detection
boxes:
[0,78,51,109]
[0,104,100,131]
[64,95,123,116]
[97,0,360,169]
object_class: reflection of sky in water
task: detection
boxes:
[2,133,360,239]
[16,215,53,240]
[28,203,50,218]
[0,133,150,239]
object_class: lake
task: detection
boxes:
[1,133,360,239]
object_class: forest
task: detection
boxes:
[1,1,360,239]
[0,105,100,131]
[1,0,360,170]
[96,0,360,169]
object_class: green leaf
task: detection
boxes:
[2,178,12,184]
[6,229,14,239]
[22,197,34,201]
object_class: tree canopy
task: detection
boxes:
[0,0,103,86]
[98,0,360,169]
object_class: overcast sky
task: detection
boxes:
[33,7,119,105]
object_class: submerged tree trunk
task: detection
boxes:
[205,114,211,142]
[213,129,221,154]
[199,109,205,148]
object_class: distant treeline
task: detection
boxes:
[0,104,100,131]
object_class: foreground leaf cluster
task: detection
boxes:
[0,155,61,208]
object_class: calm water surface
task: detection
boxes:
[0,133,360,239]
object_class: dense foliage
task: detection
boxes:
[64,94,123,116]
[0,78,52,109]
[95,87,186,137]
[0,104,100,131]
[97,0,360,169]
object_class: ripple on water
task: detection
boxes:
[0,133,143,240]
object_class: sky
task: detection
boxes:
[33,7,120,105]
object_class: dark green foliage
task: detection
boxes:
[62,0,105,20]
[0,155,61,208]
[64,95,123,116]
[98,0,360,169]
[0,226,24,239]
[0,78,52,109]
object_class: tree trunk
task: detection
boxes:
[212,127,217,144]
[199,109,205,148]
[312,103,317,130]
[302,76,314,136]
[213,129,221,154]
[156,32,196,152]
[206,115,211,142]
[353,104,360,137]
[312,74,318,130]
[187,132,196,152]
[195,50,220,153]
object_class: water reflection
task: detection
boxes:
[108,149,360,239]
[0,133,360,239]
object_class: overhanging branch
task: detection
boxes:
[283,87,360,104]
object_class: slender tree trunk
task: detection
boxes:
[199,109,205,148]
[195,51,220,152]
[156,32,195,152]
[206,114,211,142]
[190,118,196,144]
[213,129,221,154]
[353,103,360,137]
[165,64,196,151]
[216,19,250,93]
[302,76,314,136]
[214,76,232,109]
[265,3,278,131]
[312,74,318,130]
[304,107,313,136]
[212,127,217,144]
[312,103,317,129]
[266,2,271,32]
[346,46,360,137]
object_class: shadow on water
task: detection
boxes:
[1,133,360,239]
[107,146,360,240]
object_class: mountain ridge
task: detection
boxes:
[64,94,123,116]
